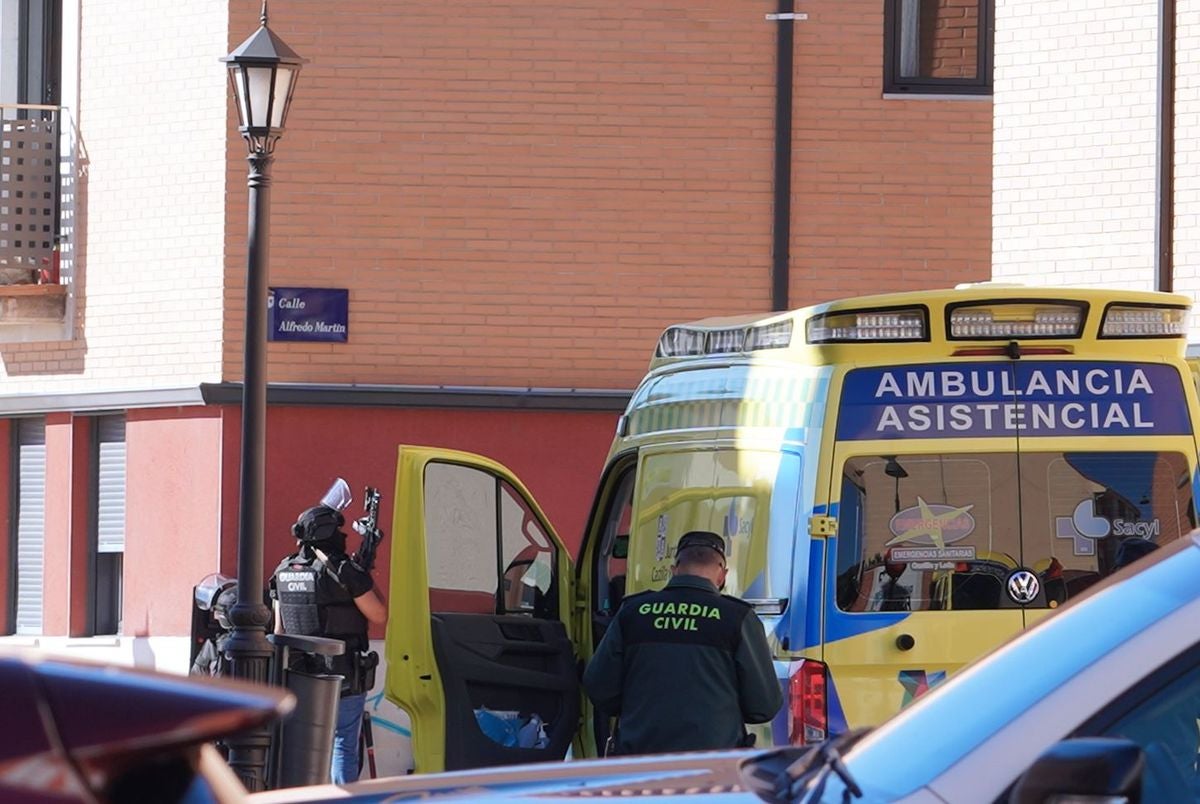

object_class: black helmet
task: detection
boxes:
[292,504,345,542]
[212,585,237,630]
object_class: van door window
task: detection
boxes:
[1020,451,1195,604]
[593,468,635,618]
[837,454,1022,612]
[500,483,558,618]
[424,462,559,618]
[631,449,780,599]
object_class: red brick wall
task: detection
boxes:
[224,0,990,391]
[791,1,992,304]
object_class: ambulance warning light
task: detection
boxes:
[806,307,926,344]
[658,327,707,357]
[1100,305,1188,338]
[657,320,794,357]
[948,302,1083,340]
[707,328,746,354]
[745,320,793,351]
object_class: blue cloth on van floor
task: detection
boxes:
[474,707,549,749]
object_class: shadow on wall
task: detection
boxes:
[0,115,88,376]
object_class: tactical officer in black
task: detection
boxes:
[583,530,782,756]
[269,502,387,784]
[190,581,236,677]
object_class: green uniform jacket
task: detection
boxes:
[582,574,783,755]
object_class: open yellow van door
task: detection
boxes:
[383,446,579,774]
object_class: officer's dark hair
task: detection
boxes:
[292,504,345,543]
[675,545,726,570]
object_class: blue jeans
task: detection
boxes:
[330,692,366,784]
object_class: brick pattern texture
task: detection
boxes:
[992,1,1161,292]
[1,0,991,393]
[221,0,991,390]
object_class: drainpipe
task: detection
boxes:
[767,1,801,311]
[1156,0,1176,292]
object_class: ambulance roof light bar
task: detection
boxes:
[744,320,793,350]
[657,327,706,357]
[657,320,794,358]
[805,307,927,344]
[1100,304,1188,338]
[947,302,1084,340]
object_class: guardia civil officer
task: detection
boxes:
[582,530,782,755]
[269,503,387,784]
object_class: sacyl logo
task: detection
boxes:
[1055,498,1160,556]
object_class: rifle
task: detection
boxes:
[352,486,384,572]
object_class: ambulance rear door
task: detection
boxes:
[824,362,1028,731]
[383,446,579,774]
[1014,359,1200,628]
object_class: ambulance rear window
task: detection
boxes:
[835,451,1195,612]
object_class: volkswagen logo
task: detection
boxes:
[1006,570,1041,605]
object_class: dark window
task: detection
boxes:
[884,0,993,95]
[91,415,125,636]
[93,553,122,635]
[0,0,61,105]
[592,465,634,622]
[1084,648,1200,802]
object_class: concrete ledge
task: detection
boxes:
[0,383,633,415]
[200,382,633,412]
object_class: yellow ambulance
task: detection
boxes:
[383,284,1200,773]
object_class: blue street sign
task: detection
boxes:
[268,287,349,343]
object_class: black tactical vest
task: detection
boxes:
[273,554,322,636]
[272,549,369,654]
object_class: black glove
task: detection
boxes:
[353,524,385,573]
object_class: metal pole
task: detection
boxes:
[770,0,795,313]
[224,147,275,792]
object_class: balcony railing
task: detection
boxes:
[0,103,69,338]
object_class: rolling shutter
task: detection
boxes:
[95,416,126,554]
[15,418,46,636]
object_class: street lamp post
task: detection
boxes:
[220,2,304,791]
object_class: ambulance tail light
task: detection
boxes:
[788,659,827,745]
[1100,304,1188,338]
[948,302,1084,339]
[806,307,927,344]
